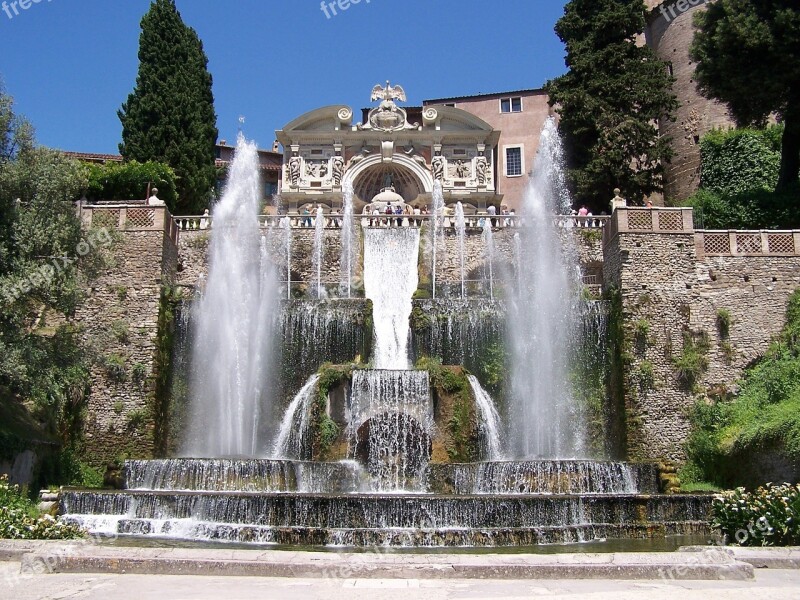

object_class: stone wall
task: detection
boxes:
[75,223,178,467]
[604,208,800,462]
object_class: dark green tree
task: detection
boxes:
[119,0,218,213]
[691,0,800,191]
[546,0,679,210]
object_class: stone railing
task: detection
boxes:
[604,207,694,245]
[173,214,609,231]
[695,230,800,257]
[81,205,179,246]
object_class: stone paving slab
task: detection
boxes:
[8,542,757,580]
[681,545,800,569]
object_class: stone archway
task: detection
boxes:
[344,155,433,206]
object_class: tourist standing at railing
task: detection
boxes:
[199,208,210,230]
[413,205,421,227]
[487,204,497,228]
[301,206,312,227]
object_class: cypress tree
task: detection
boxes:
[119,0,218,213]
[546,0,679,210]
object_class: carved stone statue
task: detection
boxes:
[454,159,470,179]
[475,156,488,185]
[332,155,344,186]
[431,155,444,181]
[288,155,301,187]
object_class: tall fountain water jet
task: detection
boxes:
[339,181,356,298]
[482,220,495,300]
[430,181,444,300]
[454,201,466,298]
[312,206,325,298]
[183,134,280,457]
[363,227,420,368]
[507,117,584,459]
[282,216,292,300]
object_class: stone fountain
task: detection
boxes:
[60,124,712,549]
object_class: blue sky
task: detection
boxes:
[0,0,569,154]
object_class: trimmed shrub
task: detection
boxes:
[86,160,178,212]
[712,484,800,546]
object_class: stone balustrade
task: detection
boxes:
[81,204,179,246]
[172,214,609,231]
[695,230,800,257]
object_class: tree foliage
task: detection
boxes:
[118,0,218,213]
[0,86,98,443]
[701,126,783,195]
[86,160,178,211]
[691,0,800,190]
[546,0,679,211]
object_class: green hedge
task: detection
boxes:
[86,160,178,212]
[700,126,782,196]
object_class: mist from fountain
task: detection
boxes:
[312,206,325,298]
[454,201,466,298]
[182,134,280,458]
[482,220,495,300]
[339,180,356,297]
[430,181,444,299]
[507,117,584,459]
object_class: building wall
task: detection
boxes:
[425,91,554,212]
[644,1,734,203]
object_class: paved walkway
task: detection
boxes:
[0,542,798,600]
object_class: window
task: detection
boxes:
[500,97,522,113]
[505,147,522,177]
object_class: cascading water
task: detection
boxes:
[363,227,420,369]
[482,221,495,300]
[467,375,504,460]
[339,180,356,297]
[348,370,433,491]
[454,202,466,298]
[312,206,325,298]
[182,134,280,458]
[507,117,584,459]
[272,374,320,459]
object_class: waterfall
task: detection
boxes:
[454,201,466,298]
[272,374,320,459]
[339,180,356,298]
[467,375,504,460]
[507,117,584,459]
[363,227,420,369]
[182,134,279,458]
[312,206,325,298]
[430,181,444,300]
[348,370,433,491]
[482,221,495,300]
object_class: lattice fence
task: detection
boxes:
[736,233,763,254]
[767,233,795,254]
[126,208,156,229]
[627,210,653,231]
[90,209,120,229]
[703,233,730,255]
[658,211,684,231]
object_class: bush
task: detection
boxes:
[86,160,178,212]
[0,475,84,540]
[673,331,710,389]
[687,185,800,230]
[712,484,800,546]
